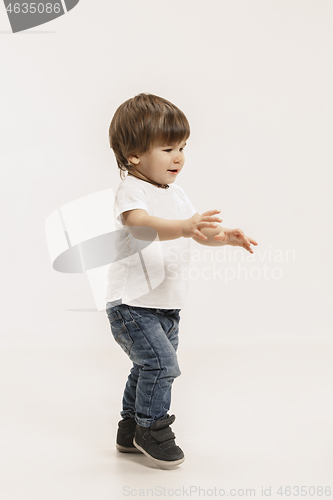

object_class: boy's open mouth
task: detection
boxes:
[168,169,178,173]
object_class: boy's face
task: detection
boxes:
[127,140,186,186]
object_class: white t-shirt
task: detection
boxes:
[105,175,197,309]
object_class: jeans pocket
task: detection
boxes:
[167,309,180,330]
[107,309,133,356]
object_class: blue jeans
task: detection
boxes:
[106,302,181,428]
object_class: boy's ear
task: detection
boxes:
[127,154,140,165]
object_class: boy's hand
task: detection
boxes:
[214,227,258,253]
[182,210,223,240]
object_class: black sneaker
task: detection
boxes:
[133,414,185,467]
[116,416,142,453]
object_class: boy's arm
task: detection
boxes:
[121,209,222,242]
[122,209,183,241]
[191,213,258,254]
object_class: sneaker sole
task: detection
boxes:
[116,443,142,453]
[133,438,185,468]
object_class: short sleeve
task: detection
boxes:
[114,180,149,226]
[175,185,197,217]
[185,197,197,217]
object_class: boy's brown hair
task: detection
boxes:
[109,93,190,180]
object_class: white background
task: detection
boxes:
[1,1,333,498]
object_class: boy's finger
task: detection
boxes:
[196,230,208,240]
[202,210,221,216]
[202,216,223,222]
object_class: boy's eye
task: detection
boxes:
[163,147,185,153]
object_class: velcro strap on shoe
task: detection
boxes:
[150,426,175,443]
[150,414,176,430]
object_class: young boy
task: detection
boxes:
[105,93,257,468]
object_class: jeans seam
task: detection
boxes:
[108,308,134,355]
[126,306,164,420]
[167,324,177,336]
[125,305,142,331]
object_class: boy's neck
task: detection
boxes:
[127,171,169,189]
